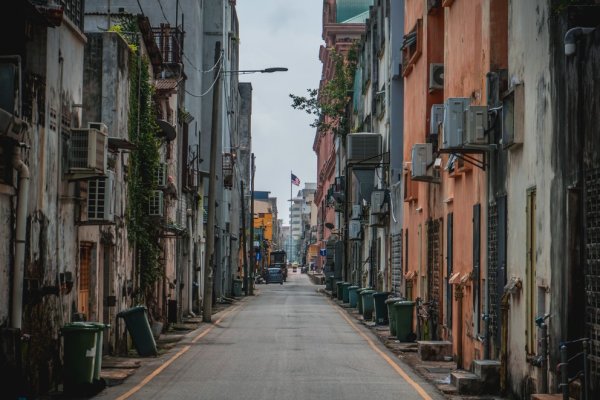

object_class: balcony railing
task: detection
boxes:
[152,24,184,64]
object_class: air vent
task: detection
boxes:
[347,133,382,164]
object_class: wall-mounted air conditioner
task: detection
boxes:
[69,128,108,177]
[155,162,167,188]
[464,106,488,146]
[148,190,164,216]
[369,211,385,227]
[349,220,362,240]
[88,122,108,135]
[430,104,444,136]
[411,143,433,181]
[347,132,382,165]
[351,204,362,220]
[429,63,444,91]
[87,171,115,222]
[441,97,469,150]
[370,190,386,215]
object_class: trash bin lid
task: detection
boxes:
[385,297,404,304]
[86,322,111,330]
[117,305,147,317]
[348,285,359,290]
[394,300,416,306]
[373,292,390,298]
[360,289,376,294]
[61,322,99,333]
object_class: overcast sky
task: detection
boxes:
[237,0,322,226]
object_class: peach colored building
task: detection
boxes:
[403,0,507,371]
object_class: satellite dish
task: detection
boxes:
[325,222,335,230]
[156,119,176,141]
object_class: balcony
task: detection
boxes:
[152,24,183,66]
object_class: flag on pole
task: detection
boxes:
[291,173,300,186]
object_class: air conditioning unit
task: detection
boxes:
[148,190,164,216]
[155,162,167,188]
[88,122,108,135]
[429,63,444,91]
[349,220,362,240]
[347,132,382,164]
[351,204,362,220]
[87,171,115,222]
[430,104,444,136]
[370,190,386,215]
[464,105,489,146]
[369,211,385,227]
[442,97,469,150]
[0,108,27,140]
[411,143,433,181]
[69,128,108,177]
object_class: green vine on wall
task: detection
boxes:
[117,17,162,302]
[289,45,358,135]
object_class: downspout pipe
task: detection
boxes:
[564,27,595,56]
[11,146,30,330]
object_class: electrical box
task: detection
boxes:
[430,104,444,136]
[465,106,488,146]
[349,220,361,240]
[370,190,386,215]
[87,171,115,222]
[351,204,362,220]
[347,132,382,164]
[442,97,469,150]
[411,143,433,181]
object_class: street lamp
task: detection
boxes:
[222,67,288,74]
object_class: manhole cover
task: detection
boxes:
[425,367,452,374]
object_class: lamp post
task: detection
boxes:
[202,42,287,320]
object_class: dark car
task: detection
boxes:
[266,267,284,284]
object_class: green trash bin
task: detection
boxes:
[356,287,370,314]
[393,301,416,342]
[61,322,100,392]
[373,292,390,325]
[233,278,242,297]
[348,286,360,307]
[385,297,404,336]
[335,281,344,300]
[341,282,352,303]
[360,289,376,320]
[117,306,158,356]
[87,322,109,381]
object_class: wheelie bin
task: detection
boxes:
[373,292,390,325]
[385,297,404,336]
[356,287,370,315]
[117,306,158,356]
[61,322,100,393]
[336,281,345,300]
[360,289,376,320]
[348,286,360,308]
[341,282,352,303]
[232,278,242,297]
[326,276,334,291]
[392,300,416,342]
[87,322,109,381]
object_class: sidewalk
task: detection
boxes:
[317,287,507,400]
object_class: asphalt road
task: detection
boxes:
[96,272,445,400]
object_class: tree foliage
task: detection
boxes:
[290,45,358,135]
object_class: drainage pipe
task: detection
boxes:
[455,285,464,369]
[500,291,510,393]
[11,146,30,329]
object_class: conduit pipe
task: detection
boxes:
[11,146,30,329]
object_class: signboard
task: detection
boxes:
[320,248,327,256]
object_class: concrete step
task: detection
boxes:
[437,383,459,395]
[100,368,137,386]
[450,370,484,395]
[417,340,452,361]
[473,359,500,391]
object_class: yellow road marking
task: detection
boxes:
[116,305,241,400]
[333,302,433,400]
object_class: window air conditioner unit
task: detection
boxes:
[88,122,108,135]
[430,104,444,136]
[148,190,164,216]
[441,98,469,150]
[351,204,362,220]
[464,106,489,146]
[429,63,444,91]
[411,143,433,181]
[349,220,362,240]
[369,210,385,227]
[69,128,108,177]
[346,132,382,165]
[155,162,167,188]
[370,190,386,215]
[87,171,115,222]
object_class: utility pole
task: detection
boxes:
[241,180,248,296]
[203,41,221,323]
[249,154,255,295]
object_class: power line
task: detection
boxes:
[184,64,222,98]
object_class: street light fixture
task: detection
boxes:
[222,67,288,74]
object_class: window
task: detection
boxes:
[526,188,537,353]
[402,19,423,76]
